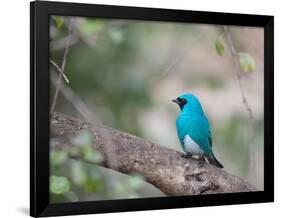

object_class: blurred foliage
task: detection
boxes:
[50,130,146,203]
[238,52,256,73]
[80,19,104,35]
[213,116,263,175]
[213,32,256,73]
[52,16,64,29]
[50,16,264,203]
[50,176,71,194]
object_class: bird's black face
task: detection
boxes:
[172,97,187,110]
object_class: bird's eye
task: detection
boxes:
[182,99,187,104]
[177,97,187,104]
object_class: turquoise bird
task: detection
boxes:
[172,93,223,168]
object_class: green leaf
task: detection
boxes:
[52,16,64,29]
[81,145,104,163]
[50,176,71,194]
[50,150,67,167]
[83,178,102,192]
[238,52,256,73]
[214,36,225,56]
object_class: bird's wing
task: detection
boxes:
[187,115,212,154]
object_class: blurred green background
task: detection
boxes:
[49,16,264,203]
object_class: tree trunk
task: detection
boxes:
[50,112,257,195]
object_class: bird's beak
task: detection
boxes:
[172,98,180,105]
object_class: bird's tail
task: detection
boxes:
[207,152,223,168]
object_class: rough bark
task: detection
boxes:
[50,112,257,195]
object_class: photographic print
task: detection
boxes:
[49,16,264,203]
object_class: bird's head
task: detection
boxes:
[172,93,203,114]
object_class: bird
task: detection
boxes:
[172,93,223,168]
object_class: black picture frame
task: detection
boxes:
[30,1,274,217]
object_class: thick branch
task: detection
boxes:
[51,112,257,195]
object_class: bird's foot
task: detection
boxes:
[197,157,205,168]
[181,152,192,159]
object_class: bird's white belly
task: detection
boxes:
[183,135,204,155]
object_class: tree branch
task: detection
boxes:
[50,59,70,84]
[51,112,257,195]
[223,26,256,177]
[223,26,253,120]
[50,20,73,114]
